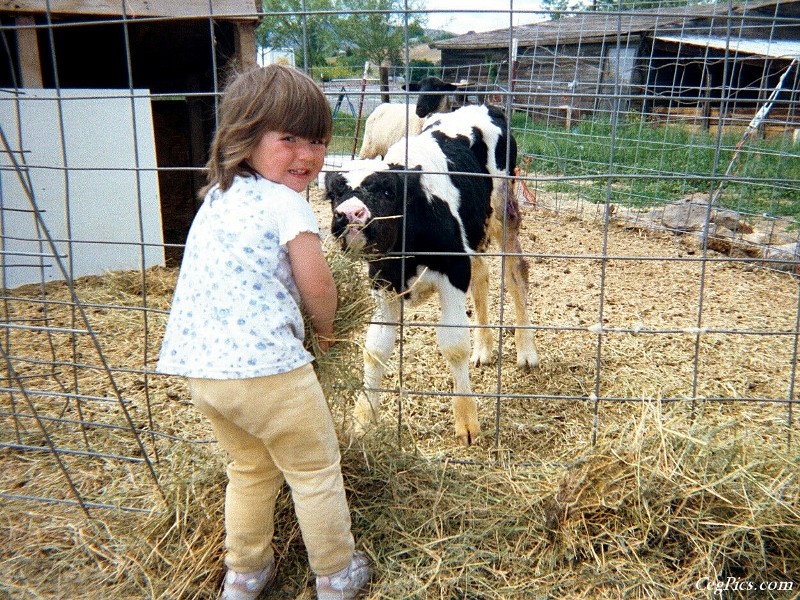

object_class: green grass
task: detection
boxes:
[512,112,800,220]
[330,113,363,156]
[328,111,800,220]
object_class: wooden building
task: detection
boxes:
[0,0,260,259]
[432,0,800,130]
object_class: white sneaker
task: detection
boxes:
[219,558,275,600]
[315,551,371,599]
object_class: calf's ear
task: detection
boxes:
[324,171,339,190]
[324,172,348,203]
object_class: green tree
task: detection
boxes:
[540,0,586,19]
[338,0,426,99]
[541,0,710,19]
[408,59,439,85]
[258,0,427,95]
[338,0,425,71]
[258,0,339,68]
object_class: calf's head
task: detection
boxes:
[415,76,457,118]
[325,167,421,254]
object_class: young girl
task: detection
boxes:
[156,64,371,600]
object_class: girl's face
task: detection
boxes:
[247,131,327,193]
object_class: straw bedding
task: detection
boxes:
[1,188,798,599]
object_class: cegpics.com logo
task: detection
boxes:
[696,576,795,595]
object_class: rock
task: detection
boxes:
[661,201,712,232]
[661,197,754,235]
[762,242,800,272]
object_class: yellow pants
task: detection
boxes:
[188,363,355,576]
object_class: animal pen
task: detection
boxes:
[1,1,799,598]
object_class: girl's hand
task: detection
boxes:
[316,335,334,354]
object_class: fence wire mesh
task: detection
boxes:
[1,2,799,598]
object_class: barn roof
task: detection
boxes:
[432,0,795,50]
[656,34,800,59]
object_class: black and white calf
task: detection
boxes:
[420,104,538,371]
[326,104,538,445]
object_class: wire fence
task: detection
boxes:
[1,0,799,520]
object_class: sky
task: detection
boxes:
[420,0,546,34]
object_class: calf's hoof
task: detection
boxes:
[471,331,494,367]
[517,348,540,371]
[516,333,539,371]
[350,417,370,440]
[454,419,480,446]
[352,395,378,437]
[470,347,494,367]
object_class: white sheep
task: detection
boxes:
[357,77,457,159]
[358,103,425,159]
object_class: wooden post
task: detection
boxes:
[351,61,370,159]
[710,58,799,206]
[16,16,43,87]
[700,65,711,132]
[510,37,519,104]
[235,21,258,70]
[380,65,390,104]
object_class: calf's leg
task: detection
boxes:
[469,255,494,366]
[437,280,480,445]
[502,240,539,370]
[490,185,539,370]
[355,290,400,434]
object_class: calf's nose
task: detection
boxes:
[334,198,371,225]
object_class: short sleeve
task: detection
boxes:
[275,187,321,246]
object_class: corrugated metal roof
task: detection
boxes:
[432,0,794,50]
[655,35,800,58]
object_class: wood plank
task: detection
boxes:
[16,15,43,87]
[235,21,258,70]
[0,0,259,19]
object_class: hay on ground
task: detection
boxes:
[3,404,797,599]
[303,242,375,424]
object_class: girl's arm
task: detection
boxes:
[287,231,338,353]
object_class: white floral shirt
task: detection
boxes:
[156,174,319,379]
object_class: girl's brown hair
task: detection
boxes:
[201,64,333,197]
